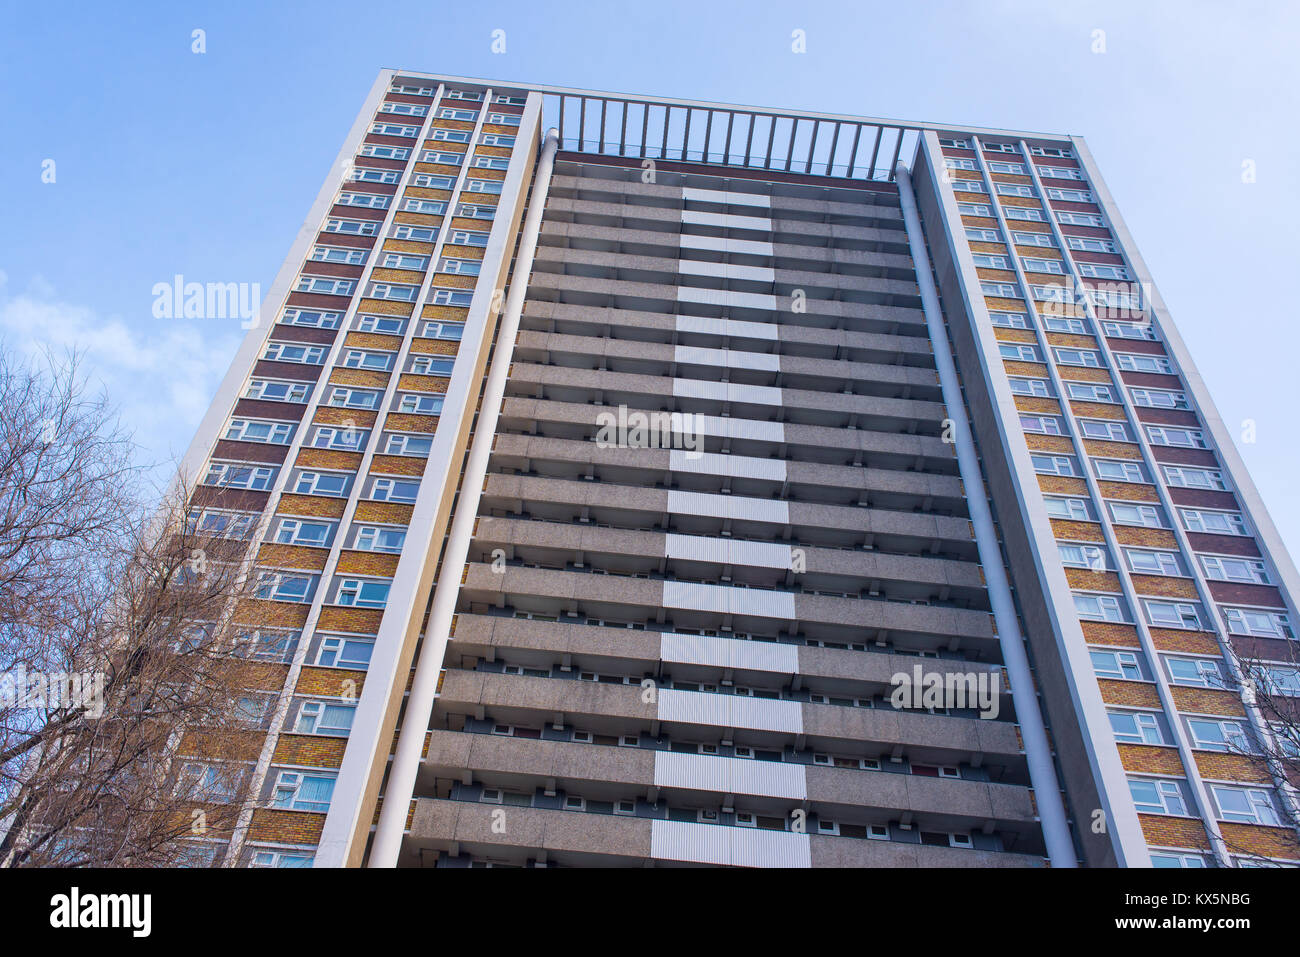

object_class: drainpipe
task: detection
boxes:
[895,163,1077,868]
[369,128,561,866]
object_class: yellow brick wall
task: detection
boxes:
[345,331,404,351]
[1169,686,1245,717]
[1049,519,1105,542]
[335,550,401,577]
[276,492,348,519]
[273,734,347,768]
[249,808,325,845]
[1111,526,1179,549]
[1118,744,1186,776]
[1139,814,1210,851]
[1081,621,1142,647]
[316,606,385,634]
[328,368,391,390]
[1098,679,1161,708]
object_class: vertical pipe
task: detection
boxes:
[895,163,1077,868]
[368,129,561,867]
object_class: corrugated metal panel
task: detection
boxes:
[657,687,802,733]
[678,234,775,258]
[654,751,807,800]
[676,260,776,284]
[671,377,783,408]
[665,533,791,569]
[669,449,787,482]
[660,632,800,674]
[667,490,789,524]
[692,412,785,442]
[680,209,772,231]
[650,819,811,868]
[674,314,777,341]
[662,580,797,618]
[674,345,782,374]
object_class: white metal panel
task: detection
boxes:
[671,377,782,407]
[676,286,778,310]
[675,314,777,340]
[650,819,812,868]
[654,751,807,799]
[682,187,772,209]
[674,344,781,373]
[662,580,796,618]
[666,489,789,524]
[669,450,787,482]
[665,533,792,569]
[660,631,800,674]
[690,412,784,442]
[679,234,775,257]
[677,259,776,283]
[656,688,802,734]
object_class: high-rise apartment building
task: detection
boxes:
[176,69,1300,869]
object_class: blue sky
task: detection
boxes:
[2,0,1298,548]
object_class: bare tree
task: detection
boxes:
[0,347,266,866]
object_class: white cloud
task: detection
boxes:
[0,276,241,471]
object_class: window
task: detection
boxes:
[445,89,482,101]
[1002,205,1045,222]
[1065,382,1114,403]
[1199,555,1269,585]
[308,425,368,451]
[352,525,407,553]
[1130,388,1188,410]
[945,157,978,171]
[1210,785,1279,826]
[391,224,439,242]
[465,179,504,195]
[1109,501,1165,528]
[271,770,336,813]
[1022,257,1065,274]
[1102,321,1156,341]
[1039,166,1085,181]
[255,571,317,603]
[429,128,471,143]
[370,122,418,137]
[1008,377,1051,397]
[369,477,420,503]
[1066,236,1117,253]
[480,133,516,147]
[324,217,378,236]
[1078,419,1130,441]
[1044,496,1091,521]
[1093,459,1146,483]
[272,517,334,548]
[408,355,456,376]
[1020,414,1063,436]
[367,282,419,302]
[1222,607,1293,639]
[334,577,391,608]
[1091,649,1143,680]
[315,634,375,669]
[189,508,257,540]
[250,850,314,868]
[1165,657,1222,688]
[1163,466,1227,491]
[280,308,342,329]
[412,173,455,189]
[390,84,434,95]
[1012,230,1055,247]
[336,192,389,210]
[383,433,434,457]
[380,102,426,116]
[1146,426,1207,449]
[1149,851,1208,868]
[939,136,971,149]
[1045,186,1093,202]
[380,252,430,271]
[957,202,993,217]
[430,288,473,306]
[1053,347,1102,367]
[1075,593,1127,623]
[437,107,478,121]
[1129,778,1188,816]
[359,144,409,159]
[439,258,481,275]
[455,202,495,220]
[1143,599,1204,631]
[1060,542,1108,570]
[486,113,521,126]
[999,343,1039,362]
[471,155,510,170]
[1180,509,1248,536]
[402,198,447,215]
[965,226,1000,241]
[982,281,1020,298]
[448,230,491,247]
[294,699,355,736]
[263,342,325,364]
[1031,454,1077,476]
[353,315,406,337]
[397,393,444,415]
[1042,315,1089,334]
[1078,262,1130,280]
[310,244,368,265]
[986,160,1025,174]
[224,418,294,445]
[350,166,400,184]
[245,379,310,403]
[420,320,465,340]
[989,310,1030,329]
[1057,211,1105,226]
[971,252,1009,269]
[1115,352,1173,374]
[996,183,1036,198]
[1109,710,1164,745]
[341,349,395,371]
[294,470,350,497]
[1187,718,1249,754]
[1125,548,1183,577]
[204,461,277,491]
